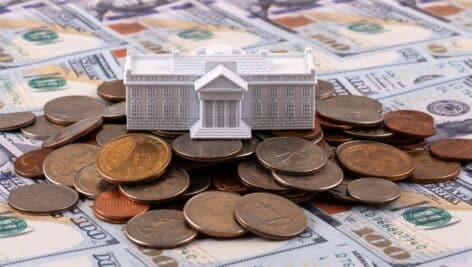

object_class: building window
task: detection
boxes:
[131,88,139,98]
[130,99,140,118]
[301,100,311,117]
[302,87,312,98]
[269,100,278,118]
[179,88,189,99]
[270,88,277,98]
[229,100,237,127]
[163,88,172,98]
[216,100,225,127]
[285,100,294,117]
[147,88,157,98]
[163,100,172,118]
[254,100,262,117]
[286,88,294,98]
[254,88,261,99]
[205,101,213,128]
[179,100,189,118]
[146,99,156,118]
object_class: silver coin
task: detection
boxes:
[256,137,327,175]
[344,127,394,141]
[315,80,334,99]
[172,134,242,162]
[102,101,126,120]
[0,112,35,131]
[21,115,64,140]
[42,116,103,149]
[44,95,106,125]
[272,161,343,192]
[8,184,79,214]
[96,124,127,146]
[347,177,401,204]
[74,164,114,199]
[237,160,288,191]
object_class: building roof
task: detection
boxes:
[194,65,248,91]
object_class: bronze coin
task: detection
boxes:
[324,131,354,145]
[183,191,247,238]
[102,101,126,120]
[125,210,197,248]
[74,164,114,199]
[0,112,35,131]
[271,122,321,140]
[181,169,212,198]
[336,141,414,181]
[394,139,426,150]
[344,126,394,141]
[311,129,324,145]
[237,160,288,191]
[14,149,53,179]
[316,96,383,126]
[315,80,334,99]
[272,161,343,192]
[327,177,358,202]
[384,110,435,137]
[277,191,316,203]
[234,137,260,160]
[97,80,126,102]
[406,150,461,183]
[44,95,106,125]
[96,124,127,146]
[119,167,190,203]
[151,130,187,138]
[430,139,472,161]
[172,134,242,162]
[21,115,63,140]
[42,116,103,149]
[316,113,352,130]
[94,210,129,224]
[347,178,401,204]
[234,192,307,240]
[94,190,149,222]
[212,165,249,193]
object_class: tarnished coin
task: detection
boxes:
[126,210,197,248]
[21,115,63,140]
[96,124,127,146]
[94,190,149,222]
[406,150,461,183]
[14,149,53,179]
[347,178,401,204]
[172,134,242,162]
[316,96,383,126]
[8,184,79,214]
[320,141,335,159]
[44,95,106,125]
[271,122,321,140]
[182,170,212,198]
[43,143,99,187]
[272,161,343,192]
[256,137,327,175]
[184,191,246,238]
[234,192,307,239]
[237,160,288,191]
[97,80,126,102]
[102,102,126,120]
[42,116,103,149]
[278,191,315,203]
[384,110,435,137]
[337,141,414,180]
[315,80,334,99]
[0,112,35,131]
[324,131,354,145]
[311,129,324,145]
[234,137,260,159]
[151,130,187,138]
[344,127,394,141]
[316,114,352,130]
[212,165,249,193]
[97,133,172,184]
[119,167,190,203]
[74,164,114,199]
[430,139,472,161]
[327,177,358,202]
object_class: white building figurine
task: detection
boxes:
[124,44,317,139]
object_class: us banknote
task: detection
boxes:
[422,36,472,59]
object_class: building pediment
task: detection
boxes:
[194,65,248,92]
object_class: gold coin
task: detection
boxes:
[96,133,172,184]
[406,150,461,183]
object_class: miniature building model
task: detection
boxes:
[124,45,317,139]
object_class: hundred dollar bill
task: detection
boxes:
[0,0,126,69]
[422,36,472,59]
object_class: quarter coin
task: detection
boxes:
[43,143,99,187]
[406,150,461,183]
[94,190,149,222]
[234,192,307,239]
[44,95,106,125]
[347,178,401,204]
[119,167,190,203]
[14,149,53,179]
[42,116,103,149]
[96,133,172,184]
[237,160,288,191]
[315,80,334,99]
[97,80,126,102]
[316,96,383,126]
[102,101,126,120]
[8,184,79,214]
[172,134,242,162]
[384,110,435,137]
[256,137,327,175]
[125,210,197,248]
[183,191,247,238]
[74,164,114,199]
[21,115,63,140]
[430,139,472,161]
[96,124,127,146]
[0,112,35,131]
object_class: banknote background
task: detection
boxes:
[0,0,471,266]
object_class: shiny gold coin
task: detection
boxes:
[96,133,172,184]
[407,150,461,183]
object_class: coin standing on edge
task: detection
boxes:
[0,112,35,131]
[42,116,103,149]
[430,139,472,161]
[172,134,242,162]
[347,178,401,204]
[74,164,114,199]
[44,95,106,125]
[237,160,288,191]
[21,115,63,140]
[14,149,53,179]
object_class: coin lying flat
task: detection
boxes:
[21,115,63,140]
[347,178,401,204]
[212,166,249,193]
[316,114,352,130]
[315,80,334,99]
[97,133,172,184]
[272,161,343,192]
[94,190,149,222]
[237,160,287,191]
[151,130,187,138]
[14,149,53,179]
[182,170,212,198]
[271,122,321,140]
[234,137,260,160]
[327,177,358,202]
[256,137,327,175]
[8,184,79,214]
[384,110,435,138]
[430,139,472,161]
[74,164,114,199]
[316,96,383,126]
[337,141,414,180]
[278,191,315,203]
[42,116,103,149]
[406,150,461,183]
[183,191,247,238]
[234,192,307,240]
[102,101,126,120]
[43,143,99,187]
[44,95,106,125]
[344,127,394,141]
[96,124,127,146]
[97,80,126,102]
[324,131,354,145]
[172,134,242,162]
[119,167,190,203]
[126,209,197,248]
[0,112,35,131]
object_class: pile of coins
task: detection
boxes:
[2,79,471,249]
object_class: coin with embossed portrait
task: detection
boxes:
[384,110,435,138]
[14,149,53,179]
[94,190,149,222]
[74,164,114,199]
[44,95,106,125]
[347,178,401,204]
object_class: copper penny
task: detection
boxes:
[315,80,334,99]
[44,95,106,125]
[430,139,472,161]
[183,191,247,238]
[0,112,35,131]
[384,110,435,137]
[277,191,316,203]
[94,210,129,224]
[324,131,354,145]
[237,160,288,191]
[21,115,63,140]
[94,190,149,222]
[407,150,461,183]
[212,165,249,193]
[172,134,242,162]
[181,169,212,198]
[271,122,321,140]
[42,116,103,149]
[347,178,401,205]
[316,113,352,130]
[14,149,53,179]
[97,80,126,102]
[234,192,307,240]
